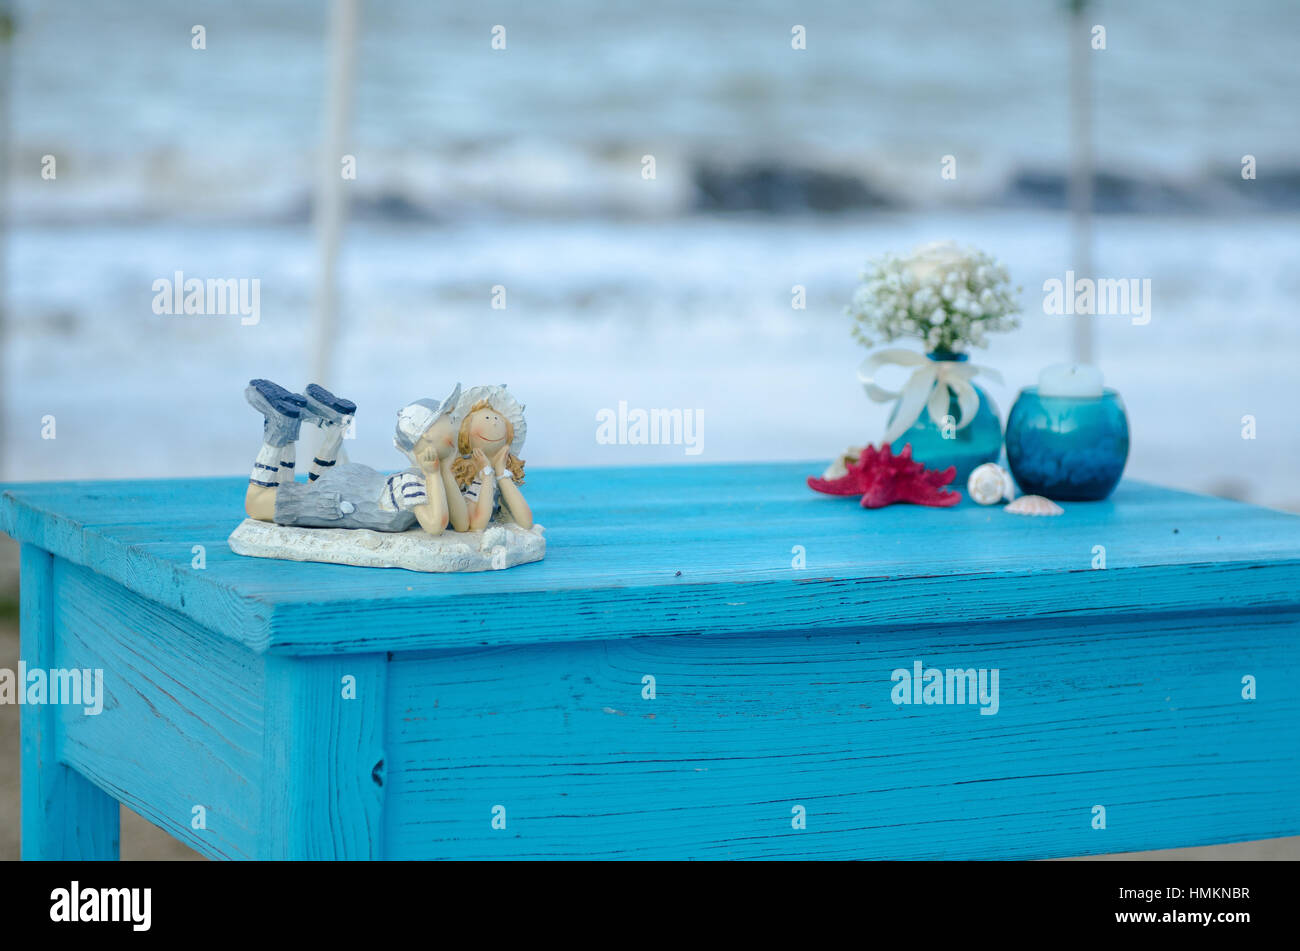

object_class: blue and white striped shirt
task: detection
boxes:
[462,476,500,518]
[378,468,429,512]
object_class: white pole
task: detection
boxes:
[0,1,13,479]
[1067,0,1094,366]
[310,0,360,388]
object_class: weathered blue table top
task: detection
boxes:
[6,465,1300,860]
[3,465,1299,655]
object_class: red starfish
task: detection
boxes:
[807,442,960,508]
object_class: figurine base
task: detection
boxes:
[227,518,546,573]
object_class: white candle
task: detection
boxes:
[1037,363,1104,398]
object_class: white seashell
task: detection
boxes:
[1004,494,1064,516]
[822,447,861,481]
[967,462,1015,505]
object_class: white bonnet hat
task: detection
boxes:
[394,383,462,460]
[454,384,527,456]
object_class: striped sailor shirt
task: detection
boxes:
[461,475,502,519]
[377,468,430,513]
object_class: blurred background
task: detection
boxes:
[1,0,1298,858]
[2,0,1298,499]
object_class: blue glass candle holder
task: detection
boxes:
[1005,386,1129,501]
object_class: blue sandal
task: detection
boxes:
[246,379,307,447]
[302,383,357,426]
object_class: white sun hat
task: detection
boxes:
[455,384,527,456]
[394,383,462,460]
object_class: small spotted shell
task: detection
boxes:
[967,463,1015,505]
[1004,494,1064,516]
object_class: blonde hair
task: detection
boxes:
[451,399,526,488]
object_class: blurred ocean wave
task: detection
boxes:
[9,0,1300,224]
[16,144,1300,224]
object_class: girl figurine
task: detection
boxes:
[450,385,534,532]
[243,378,464,536]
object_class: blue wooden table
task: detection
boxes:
[3,465,1298,859]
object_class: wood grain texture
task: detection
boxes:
[260,654,387,859]
[53,559,264,860]
[383,613,1300,859]
[3,468,1299,655]
[19,545,119,860]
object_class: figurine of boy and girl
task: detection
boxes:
[243,379,532,536]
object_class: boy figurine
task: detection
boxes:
[243,378,464,536]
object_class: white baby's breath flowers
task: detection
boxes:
[849,240,1022,353]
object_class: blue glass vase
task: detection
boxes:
[886,351,1003,484]
[1005,386,1129,501]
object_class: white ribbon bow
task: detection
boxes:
[858,348,1003,445]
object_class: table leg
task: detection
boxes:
[19,545,120,860]
[260,654,387,859]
